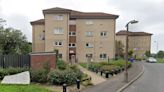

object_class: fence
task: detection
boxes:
[0,55,30,68]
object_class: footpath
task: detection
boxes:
[81,62,143,92]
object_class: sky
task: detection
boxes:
[0,0,164,53]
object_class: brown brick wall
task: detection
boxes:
[69,25,76,31]
[30,53,56,70]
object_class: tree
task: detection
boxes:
[145,50,151,57]
[0,27,31,55]
[115,40,124,58]
[157,50,164,58]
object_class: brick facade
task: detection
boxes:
[30,52,56,70]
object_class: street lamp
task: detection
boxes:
[125,20,138,83]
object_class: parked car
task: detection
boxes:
[146,57,157,63]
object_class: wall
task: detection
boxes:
[30,52,56,70]
[76,19,116,62]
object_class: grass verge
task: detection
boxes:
[0,84,53,92]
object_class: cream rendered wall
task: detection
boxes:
[44,13,69,62]
[32,24,45,52]
[76,19,116,62]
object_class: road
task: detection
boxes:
[123,62,164,92]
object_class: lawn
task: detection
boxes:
[157,58,164,63]
[0,84,53,92]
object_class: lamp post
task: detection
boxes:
[125,20,138,83]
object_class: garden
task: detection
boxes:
[80,59,132,78]
[0,59,90,92]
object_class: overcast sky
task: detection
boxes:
[0,0,164,53]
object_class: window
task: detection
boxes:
[86,20,93,25]
[69,43,76,48]
[59,53,62,59]
[86,43,93,48]
[54,15,63,20]
[100,31,107,36]
[54,28,64,34]
[85,31,93,37]
[69,32,76,36]
[100,53,107,59]
[54,41,62,46]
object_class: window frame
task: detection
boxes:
[54,41,63,46]
[100,31,107,37]
[100,53,107,59]
[69,43,76,48]
[86,42,94,48]
[69,31,76,36]
[54,27,64,34]
[85,31,93,37]
[54,15,63,20]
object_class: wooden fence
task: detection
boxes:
[0,55,30,68]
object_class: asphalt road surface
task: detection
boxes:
[123,62,164,92]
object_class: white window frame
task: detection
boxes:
[100,53,107,59]
[54,15,63,20]
[86,42,94,48]
[69,43,76,48]
[54,27,64,34]
[100,31,107,37]
[86,20,93,25]
[86,54,93,58]
[54,41,63,46]
[85,31,93,37]
[69,32,76,36]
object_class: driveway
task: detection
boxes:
[123,62,164,92]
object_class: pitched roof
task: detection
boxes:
[43,7,119,19]
[116,30,153,36]
[31,7,119,25]
[30,19,44,25]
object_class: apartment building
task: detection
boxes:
[31,7,119,62]
[116,30,152,59]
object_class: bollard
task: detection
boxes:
[105,72,109,78]
[63,84,67,92]
[100,71,103,76]
[76,79,80,90]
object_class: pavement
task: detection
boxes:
[123,62,164,92]
[81,61,143,92]
[78,65,106,85]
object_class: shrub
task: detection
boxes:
[100,65,119,72]
[57,59,67,70]
[0,67,29,80]
[30,61,50,83]
[48,67,83,85]
[30,68,48,83]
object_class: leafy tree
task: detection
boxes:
[145,50,151,57]
[157,50,164,58]
[0,27,31,55]
[115,40,124,58]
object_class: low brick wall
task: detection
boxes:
[30,52,56,70]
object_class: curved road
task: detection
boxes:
[123,62,164,92]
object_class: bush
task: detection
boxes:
[30,68,48,83]
[100,65,120,72]
[30,61,50,83]
[48,67,83,85]
[0,67,29,80]
[57,59,67,70]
